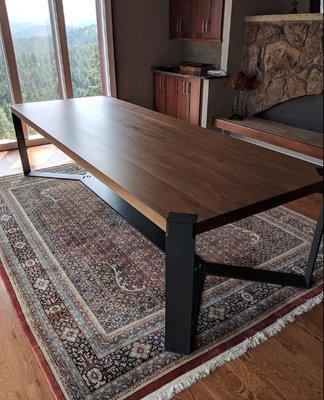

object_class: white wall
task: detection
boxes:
[112,0,184,109]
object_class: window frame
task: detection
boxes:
[0,0,116,151]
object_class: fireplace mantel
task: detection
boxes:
[245,13,323,23]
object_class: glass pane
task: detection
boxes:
[0,38,15,144]
[6,0,60,138]
[63,0,102,97]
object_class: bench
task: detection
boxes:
[213,117,323,160]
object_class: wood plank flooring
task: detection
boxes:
[0,145,322,400]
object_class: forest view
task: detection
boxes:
[0,23,101,142]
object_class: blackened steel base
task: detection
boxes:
[165,206,323,355]
[23,170,323,356]
[26,171,166,251]
[82,174,165,251]
[165,213,204,355]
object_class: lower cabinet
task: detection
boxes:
[154,73,201,126]
[154,73,176,118]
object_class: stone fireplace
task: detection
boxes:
[241,13,323,117]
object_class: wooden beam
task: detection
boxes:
[96,0,117,98]
[0,0,30,141]
[0,0,23,104]
[48,0,73,99]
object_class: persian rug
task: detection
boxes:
[0,164,322,400]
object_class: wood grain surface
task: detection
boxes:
[12,97,322,232]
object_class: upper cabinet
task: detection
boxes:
[170,0,224,41]
[170,0,196,39]
[195,0,224,39]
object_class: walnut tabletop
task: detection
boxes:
[12,96,322,232]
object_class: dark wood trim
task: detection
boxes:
[310,0,321,12]
[169,37,222,43]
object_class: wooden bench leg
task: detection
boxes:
[165,212,204,354]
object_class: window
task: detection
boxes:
[0,0,115,150]
[5,0,60,138]
[6,0,60,103]
[63,0,102,97]
[0,36,14,143]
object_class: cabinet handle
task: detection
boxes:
[160,77,165,91]
[202,20,205,33]
[205,19,210,32]
[186,82,191,95]
[179,18,182,33]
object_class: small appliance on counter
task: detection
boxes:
[179,62,214,75]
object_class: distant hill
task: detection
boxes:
[11,21,95,39]
[13,25,53,39]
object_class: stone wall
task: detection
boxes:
[241,18,323,116]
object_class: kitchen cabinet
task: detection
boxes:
[195,0,224,40]
[154,73,175,117]
[153,72,201,125]
[169,0,224,41]
[174,77,201,125]
[170,0,196,39]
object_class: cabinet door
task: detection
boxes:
[170,0,195,39]
[175,77,201,125]
[154,73,175,117]
[154,73,166,115]
[195,0,224,40]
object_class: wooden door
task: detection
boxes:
[175,77,201,125]
[170,0,195,39]
[195,0,224,40]
[154,73,175,117]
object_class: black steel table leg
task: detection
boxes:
[304,205,323,288]
[12,113,31,175]
[165,212,204,355]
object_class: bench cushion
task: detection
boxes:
[257,95,323,134]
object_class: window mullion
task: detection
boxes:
[48,0,74,99]
[96,0,117,98]
[0,0,29,139]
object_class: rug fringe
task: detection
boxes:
[144,292,323,400]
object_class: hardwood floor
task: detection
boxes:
[0,145,71,177]
[0,145,322,400]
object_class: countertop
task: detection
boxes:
[152,66,228,80]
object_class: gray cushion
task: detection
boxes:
[257,95,323,134]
